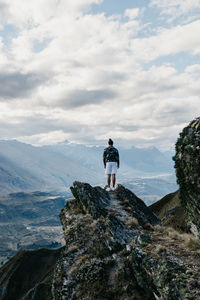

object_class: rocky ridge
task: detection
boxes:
[1,117,200,299]
[173,117,200,239]
[52,182,200,300]
[1,182,200,300]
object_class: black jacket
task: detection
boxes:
[103,146,120,167]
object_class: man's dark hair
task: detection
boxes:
[108,138,113,145]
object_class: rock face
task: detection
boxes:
[1,182,200,300]
[173,117,200,238]
[52,182,200,300]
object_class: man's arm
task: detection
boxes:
[103,149,106,168]
[116,149,120,168]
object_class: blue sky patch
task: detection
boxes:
[91,0,147,16]
[0,24,19,50]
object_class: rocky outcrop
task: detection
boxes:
[1,182,200,300]
[173,117,200,238]
[52,182,200,300]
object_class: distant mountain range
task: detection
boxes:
[44,141,174,175]
[0,153,42,194]
[0,140,102,194]
[0,139,178,265]
[0,139,175,194]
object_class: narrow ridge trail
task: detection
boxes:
[107,190,129,221]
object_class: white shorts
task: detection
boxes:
[105,162,117,175]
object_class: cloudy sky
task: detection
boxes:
[0,0,200,150]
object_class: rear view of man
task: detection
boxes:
[103,139,120,191]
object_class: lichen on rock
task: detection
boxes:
[52,182,200,300]
[1,178,200,300]
[173,117,200,239]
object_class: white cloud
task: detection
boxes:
[150,0,200,22]
[0,0,103,28]
[0,0,199,149]
[132,21,200,62]
[18,131,71,146]
[185,64,200,74]
[124,8,140,20]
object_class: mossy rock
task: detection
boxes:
[173,117,200,239]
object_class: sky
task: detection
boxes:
[0,0,200,150]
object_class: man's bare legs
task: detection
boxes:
[106,174,116,190]
[112,174,116,188]
[107,174,111,188]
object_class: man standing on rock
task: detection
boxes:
[103,138,120,191]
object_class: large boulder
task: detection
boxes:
[173,117,200,238]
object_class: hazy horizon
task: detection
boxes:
[0,137,176,152]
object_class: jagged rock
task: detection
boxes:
[53,182,160,299]
[115,184,160,226]
[131,247,189,299]
[173,117,200,238]
[1,182,200,300]
[70,181,110,219]
[52,182,200,300]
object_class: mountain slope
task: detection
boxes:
[0,153,44,194]
[149,190,180,218]
[120,146,173,173]
[0,248,62,300]
[149,190,190,232]
[0,140,103,193]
